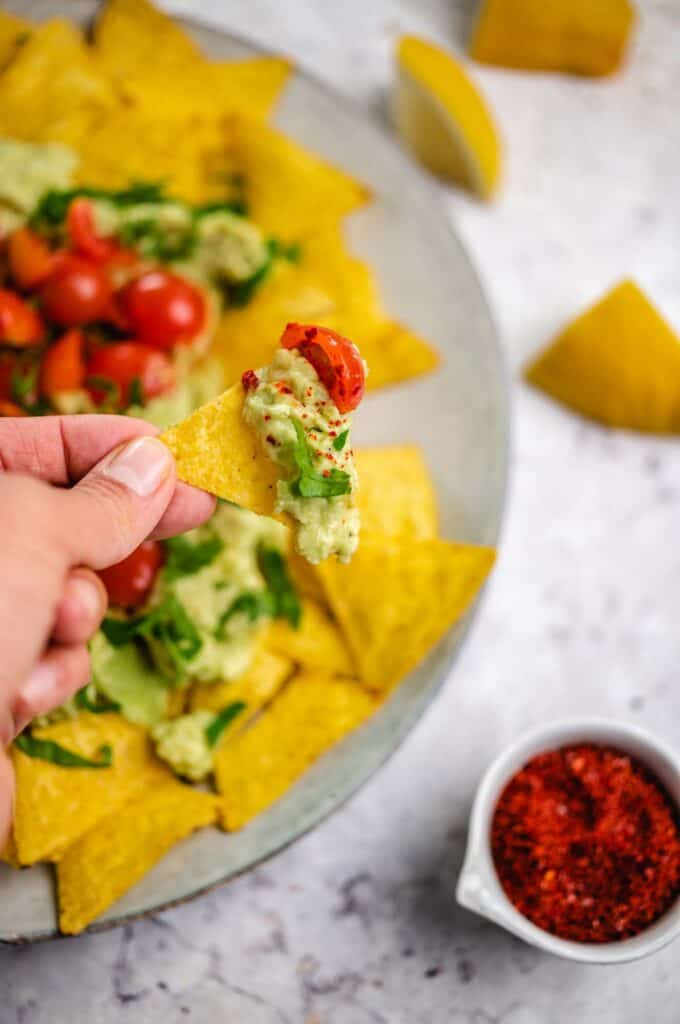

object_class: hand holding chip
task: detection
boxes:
[0,415,215,846]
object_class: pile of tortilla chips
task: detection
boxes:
[0,0,495,935]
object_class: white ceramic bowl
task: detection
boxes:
[456,718,680,964]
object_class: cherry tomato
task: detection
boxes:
[281,322,365,413]
[97,541,163,610]
[39,329,86,397]
[119,270,206,350]
[0,352,18,400]
[86,341,174,408]
[7,228,64,290]
[40,256,112,326]
[0,289,45,346]
[0,399,27,417]
[67,198,136,267]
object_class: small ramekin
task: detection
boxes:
[456,718,680,964]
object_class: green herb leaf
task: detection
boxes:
[193,199,249,219]
[30,181,168,228]
[290,419,352,499]
[10,362,38,405]
[215,591,274,639]
[102,596,203,676]
[74,684,120,715]
[14,733,113,769]
[257,545,301,628]
[163,534,223,581]
[205,701,247,747]
[128,376,145,407]
[332,429,349,452]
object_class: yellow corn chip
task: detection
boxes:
[264,599,355,676]
[286,546,328,605]
[95,0,201,80]
[0,20,119,146]
[0,10,30,71]
[317,532,495,691]
[12,713,169,865]
[216,670,376,830]
[190,646,292,724]
[160,383,280,514]
[355,445,438,538]
[470,0,636,77]
[57,781,218,934]
[361,323,440,390]
[0,831,19,868]
[525,280,680,433]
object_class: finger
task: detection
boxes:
[52,569,108,646]
[11,646,91,737]
[149,482,216,540]
[56,435,176,569]
[0,749,14,853]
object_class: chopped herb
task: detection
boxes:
[193,199,248,219]
[290,419,352,498]
[118,217,156,247]
[10,362,38,405]
[74,684,120,715]
[163,534,223,581]
[227,236,300,308]
[257,545,301,628]
[102,595,202,676]
[30,181,168,228]
[205,701,247,747]
[15,733,113,769]
[332,429,349,452]
[128,376,145,407]
[215,591,274,638]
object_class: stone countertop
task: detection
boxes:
[3,1,680,1020]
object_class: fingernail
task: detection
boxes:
[16,662,59,719]
[100,437,172,497]
[65,574,104,625]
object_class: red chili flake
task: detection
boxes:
[265,434,278,446]
[322,469,330,477]
[491,744,680,943]
[264,414,271,421]
[241,369,259,391]
[304,327,318,342]
[275,382,292,395]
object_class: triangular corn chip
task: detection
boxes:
[216,670,375,830]
[95,0,201,80]
[160,383,280,514]
[526,280,680,433]
[190,645,292,724]
[12,713,169,865]
[264,599,355,676]
[317,532,495,690]
[286,546,327,605]
[0,11,29,72]
[355,445,438,538]
[57,781,218,934]
[0,831,19,868]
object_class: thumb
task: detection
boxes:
[57,435,176,570]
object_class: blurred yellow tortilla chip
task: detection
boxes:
[0,11,30,71]
[57,781,218,935]
[525,280,680,433]
[0,832,19,868]
[317,532,495,691]
[190,646,292,726]
[355,445,438,538]
[264,599,355,676]
[160,383,280,515]
[0,19,119,146]
[95,0,200,79]
[286,546,327,605]
[216,670,375,829]
[12,713,168,865]
[361,322,440,389]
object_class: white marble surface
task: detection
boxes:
[3,1,680,1020]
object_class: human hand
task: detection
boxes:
[0,415,216,847]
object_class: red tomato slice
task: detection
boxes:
[67,198,136,268]
[40,256,112,327]
[97,540,163,610]
[39,329,86,398]
[86,341,174,408]
[280,322,365,413]
[0,399,28,417]
[0,289,45,347]
[119,270,206,350]
[7,228,64,290]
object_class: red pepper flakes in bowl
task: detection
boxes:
[491,744,680,943]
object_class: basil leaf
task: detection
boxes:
[205,701,247,748]
[257,545,301,628]
[74,684,120,715]
[163,534,224,581]
[30,181,168,228]
[102,596,202,676]
[101,616,137,646]
[128,377,145,407]
[332,429,349,452]
[15,733,113,769]
[193,199,249,219]
[215,591,274,639]
[227,236,299,308]
[290,419,352,499]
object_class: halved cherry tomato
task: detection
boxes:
[281,322,365,413]
[0,352,17,400]
[7,228,64,290]
[39,329,86,397]
[119,270,206,350]
[97,540,163,610]
[85,341,174,408]
[40,256,112,326]
[0,289,45,347]
[0,400,27,417]
[66,198,136,267]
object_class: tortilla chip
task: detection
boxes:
[263,598,355,676]
[0,10,30,72]
[95,0,201,80]
[317,532,496,691]
[216,670,376,829]
[525,280,680,433]
[286,546,327,605]
[190,646,292,725]
[57,781,218,935]
[160,383,280,515]
[12,713,169,865]
[355,445,438,538]
[0,832,19,868]
[0,20,119,146]
[361,323,440,390]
